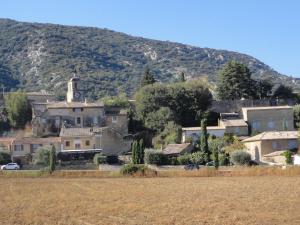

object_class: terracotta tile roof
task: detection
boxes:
[221,119,248,127]
[13,137,61,144]
[182,126,225,131]
[163,143,193,155]
[60,127,105,137]
[242,106,292,111]
[47,101,104,109]
[263,151,286,157]
[242,131,298,142]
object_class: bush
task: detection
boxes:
[144,149,168,165]
[93,153,107,165]
[219,152,230,166]
[230,150,252,166]
[189,152,206,165]
[282,151,293,165]
[120,164,156,176]
[177,153,191,165]
[0,151,11,165]
[34,147,51,166]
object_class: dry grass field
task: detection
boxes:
[1,177,300,225]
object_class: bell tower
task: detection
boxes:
[66,74,83,103]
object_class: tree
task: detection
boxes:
[144,107,174,133]
[255,79,273,99]
[135,80,212,127]
[131,141,138,164]
[34,147,51,166]
[49,145,56,173]
[272,84,295,99]
[282,151,293,165]
[101,93,129,107]
[140,68,156,87]
[4,91,31,128]
[139,139,145,164]
[199,118,210,162]
[0,151,11,165]
[217,61,254,100]
[180,72,186,82]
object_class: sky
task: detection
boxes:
[1,0,300,77]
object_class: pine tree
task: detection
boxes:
[140,68,156,87]
[180,72,186,82]
[200,118,210,162]
[216,61,253,100]
[49,145,56,173]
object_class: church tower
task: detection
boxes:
[66,74,84,103]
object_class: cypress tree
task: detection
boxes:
[213,148,219,169]
[49,145,56,173]
[131,141,139,164]
[180,72,186,82]
[139,139,145,164]
[140,68,156,87]
[200,118,210,162]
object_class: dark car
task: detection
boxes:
[184,164,199,170]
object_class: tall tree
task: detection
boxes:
[272,84,295,99]
[131,141,138,164]
[4,91,31,128]
[180,72,186,82]
[140,68,156,87]
[199,118,210,162]
[216,61,253,100]
[139,139,145,164]
[49,145,56,173]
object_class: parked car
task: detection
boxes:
[184,164,199,170]
[0,163,20,170]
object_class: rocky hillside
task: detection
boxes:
[0,18,298,99]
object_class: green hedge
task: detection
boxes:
[144,149,168,165]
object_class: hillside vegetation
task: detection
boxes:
[0,18,298,99]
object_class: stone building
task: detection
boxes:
[241,106,294,134]
[0,75,132,163]
[242,131,298,163]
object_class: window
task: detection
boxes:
[272,141,278,150]
[73,108,82,113]
[234,127,240,134]
[14,145,23,151]
[77,117,81,124]
[268,121,275,129]
[252,121,260,130]
[112,116,117,123]
[31,144,43,153]
[65,141,70,147]
[288,140,297,149]
[75,143,81,149]
[85,140,90,146]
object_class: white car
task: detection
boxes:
[1,163,20,170]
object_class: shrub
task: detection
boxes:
[34,147,51,166]
[230,150,252,166]
[219,152,230,166]
[93,153,107,165]
[190,152,206,165]
[177,153,191,165]
[144,149,168,165]
[120,164,156,176]
[0,151,11,165]
[282,151,293,165]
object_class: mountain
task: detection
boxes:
[0,18,298,99]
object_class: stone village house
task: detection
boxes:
[0,75,132,163]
